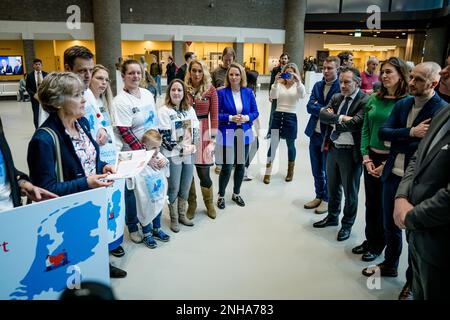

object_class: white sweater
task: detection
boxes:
[270,82,306,114]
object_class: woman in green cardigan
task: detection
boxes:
[352,57,409,262]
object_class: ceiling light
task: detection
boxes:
[396,36,399,38]
[402,32,406,35]
[373,35,377,37]
[376,31,380,34]
[349,33,353,36]
[323,31,327,34]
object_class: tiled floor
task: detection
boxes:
[0,89,408,299]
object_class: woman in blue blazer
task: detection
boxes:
[27,72,115,196]
[216,63,259,209]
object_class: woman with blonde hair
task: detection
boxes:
[263,62,306,184]
[184,60,218,220]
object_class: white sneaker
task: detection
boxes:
[129,231,143,243]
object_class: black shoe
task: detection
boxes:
[313,216,338,228]
[231,194,245,207]
[361,251,379,262]
[217,197,225,209]
[110,245,125,258]
[109,264,127,278]
[398,282,414,300]
[362,262,398,277]
[352,241,369,254]
[337,227,351,241]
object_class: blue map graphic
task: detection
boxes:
[107,189,122,238]
[9,201,101,300]
[144,174,164,202]
[144,110,157,129]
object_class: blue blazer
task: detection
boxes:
[28,113,107,196]
[379,93,447,181]
[217,87,259,147]
[304,78,340,138]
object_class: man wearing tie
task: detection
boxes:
[313,67,368,241]
[25,59,47,129]
[394,104,450,299]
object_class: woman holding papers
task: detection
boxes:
[27,72,115,196]
[113,59,161,244]
[159,79,199,232]
[184,60,218,220]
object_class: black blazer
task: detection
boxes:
[379,93,447,181]
[319,90,368,162]
[396,105,450,267]
[175,64,187,81]
[0,117,29,207]
[25,70,48,101]
[28,113,106,196]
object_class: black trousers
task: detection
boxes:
[363,150,388,254]
[217,136,249,197]
[30,99,40,129]
[326,144,362,229]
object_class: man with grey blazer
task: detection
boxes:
[313,67,368,242]
[394,105,450,300]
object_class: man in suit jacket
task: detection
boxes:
[394,104,450,299]
[0,116,56,211]
[25,59,47,129]
[313,67,368,242]
[175,51,196,81]
[304,55,341,214]
[13,58,23,75]
[0,59,12,75]
[364,63,447,285]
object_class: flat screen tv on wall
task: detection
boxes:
[0,55,24,76]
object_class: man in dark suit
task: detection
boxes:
[0,59,12,75]
[0,116,56,211]
[175,51,196,81]
[13,58,23,75]
[394,104,450,300]
[304,55,341,214]
[363,62,446,298]
[313,67,368,241]
[25,59,47,129]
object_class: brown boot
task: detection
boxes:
[263,162,272,184]
[285,161,295,182]
[201,186,216,219]
[178,197,194,227]
[168,202,180,233]
[186,180,197,220]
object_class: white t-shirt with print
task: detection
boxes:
[113,88,158,151]
[158,105,199,159]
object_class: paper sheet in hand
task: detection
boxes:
[106,149,154,180]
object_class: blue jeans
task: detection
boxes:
[155,75,162,96]
[308,132,328,201]
[168,155,195,204]
[142,211,162,236]
[125,185,139,233]
[267,137,296,162]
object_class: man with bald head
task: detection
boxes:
[362,62,447,299]
[437,54,450,103]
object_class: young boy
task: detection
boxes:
[128,129,171,248]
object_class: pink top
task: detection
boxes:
[361,71,379,93]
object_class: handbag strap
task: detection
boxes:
[39,127,64,182]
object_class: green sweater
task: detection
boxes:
[360,94,404,156]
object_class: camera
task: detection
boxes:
[280,72,292,80]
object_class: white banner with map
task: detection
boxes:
[0,188,110,300]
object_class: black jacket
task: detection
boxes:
[0,117,29,207]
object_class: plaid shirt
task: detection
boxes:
[117,126,145,151]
